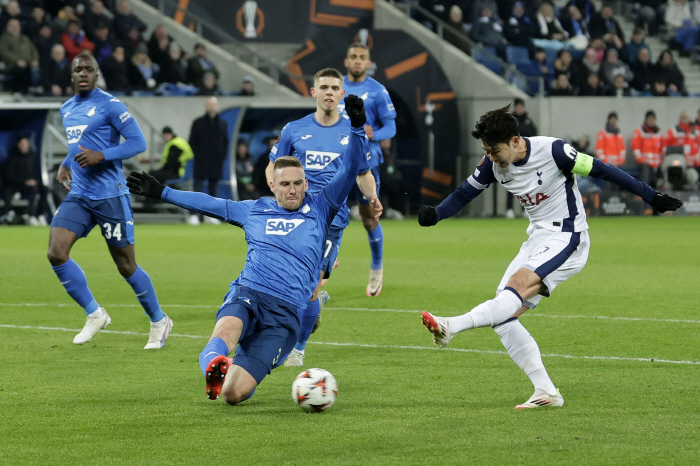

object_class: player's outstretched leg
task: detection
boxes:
[199,337,230,400]
[73,307,111,344]
[493,317,563,409]
[284,299,321,367]
[421,312,452,347]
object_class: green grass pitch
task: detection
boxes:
[1,217,699,465]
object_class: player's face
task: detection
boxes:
[71,57,98,94]
[482,137,522,168]
[272,166,308,210]
[345,47,371,80]
[311,77,345,115]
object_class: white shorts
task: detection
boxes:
[496,225,590,309]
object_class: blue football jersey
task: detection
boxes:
[269,113,371,229]
[60,88,145,200]
[340,76,397,165]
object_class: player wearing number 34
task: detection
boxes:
[418,105,682,409]
[47,52,173,350]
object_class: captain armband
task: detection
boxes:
[572,152,594,176]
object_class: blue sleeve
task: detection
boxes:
[61,154,71,167]
[323,126,369,208]
[436,156,495,220]
[102,120,147,161]
[269,124,292,162]
[161,186,254,227]
[372,117,396,142]
[589,158,658,204]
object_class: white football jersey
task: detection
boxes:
[469,137,589,232]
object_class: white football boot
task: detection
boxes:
[515,388,565,409]
[420,311,452,348]
[73,308,111,344]
[144,315,174,349]
[284,349,304,367]
[366,266,383,297]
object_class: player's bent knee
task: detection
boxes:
[47,248,69,266]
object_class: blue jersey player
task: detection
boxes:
[47,53,172,349]
[126,95,370,404]
[343,43,397,297]
[265,68,382,368]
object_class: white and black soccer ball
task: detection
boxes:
[291,368,338,412]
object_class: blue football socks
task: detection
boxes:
[52,258,99,315]
[294,299,321,352]
[125,266,165,322]
[368,222,384,270]
[199,337,230,377]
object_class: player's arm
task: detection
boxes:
[553,139,682,212]
[57,154,72,191]
[418,157,496,226]
[371,116,396,142]
[126,171,252,225]
[371,90,397,142]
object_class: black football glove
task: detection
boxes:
[344,94,366,128]
[126,171,165,200]
[417,205,439,226]
[650,193,683,213]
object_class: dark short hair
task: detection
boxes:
[313,68,343,83]
[72,52,98,70]
[194,42,206,51]
[514,98,525,107]
[162,126,174,135]
[471,105,519,147]
[608,111,618,120]
[273,155,303,171]
[347,42,369,56]
[645,110,656,119]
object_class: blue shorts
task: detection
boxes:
[321,224,343,279]
[216,284,300,384]
[51,193,135,248]
[350,165,380,205]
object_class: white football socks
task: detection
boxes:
[448,289,523,333]
[494,318,557,396]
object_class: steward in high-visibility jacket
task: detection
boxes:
[663,112,699,168]
[631,111,663,169]
[595,112,626,167]
[150,127,194,183]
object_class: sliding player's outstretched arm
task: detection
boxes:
[126,171,252,224]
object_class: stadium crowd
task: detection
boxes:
[411,0,700,96]
[0,0,257,97]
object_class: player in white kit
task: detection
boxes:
[418,105,682,409]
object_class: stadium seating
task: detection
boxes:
[473,47,503,75]
[506,46,530,65]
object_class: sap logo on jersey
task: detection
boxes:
[66,125,89,143]
[305,151,340,170]
[266,218,305,235]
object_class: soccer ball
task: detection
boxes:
[291,368,338,412]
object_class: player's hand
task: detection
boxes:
[369,195,383,220]
[126,171,165,199]
[344,94,366,128]
[74,145,105,167]
[417,205,439,226]
[57,165,72,191]
[650,193,683,213]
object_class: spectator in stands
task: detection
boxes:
[113,0,146,42]
[533,45,552,76]
[53,5,80,35]
[444,5,471,53]
[504,1,539,49]
[567,0,596,23]
[534,3,568,47]
[83,0,112,43]
[570,46,600,89]
[560,4,590,50]
[0,19,40,94]
[0,1,25,33]
[238,76,256,96]
[552,49,573,80]
[61,20,94,61]
[234,139,256,201]
[188,42,220,88]
[473,0,502,23]
[92,21,114,64]
[595,111,626,167]
[252,135,276,196]
[631,110,663,187]
[0,136,46,226]
[664,111,699,168]
[187,97,229,225]
[24,4,50,39]
[588,3,625,53]
[100,45,132,92]
[147,24,172,70]
[41,44,72,96]
[626,27,651,64]
[654,49,686,95]
[158,41,189,86]
[632,0,665,36]
[197,71,223,96]
[415,0,453,30]
[631,47,656,92]
[131,43,158,89]
[32,23,58,68]
[471,5,508,59]
[665,0,700,55]
[650,77,671,95]
[548,72,576,95]
[607,74,632,96]
[149,126,194,184]
[122,25,145,59]
[600,48,633,87]
[577,70,607,95]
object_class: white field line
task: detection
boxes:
[1,302,699,324]
[1,323,698,366]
